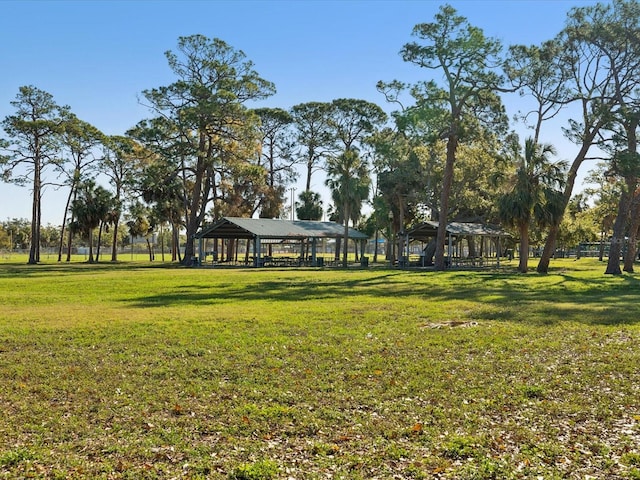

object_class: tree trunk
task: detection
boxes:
[343,203,350,268]
[28,161,41,265]
[303,239,310,260]
[182,137,210,264]
[435,134,458,270]
[467,236,476,258]
[387,224,395,266]
[397,198,406,265]
[424,239,436,266]
[537,223,558,273]
[373,226,379,263]
[146,238,154,261]
[183,203,198,263]
[88,228,95,264]
[537,128,599,273]
[111,212,121,262]
[58,193,72,262]
[160,224,166,263]
[518,223,529,273]
[622,119,639,272]
[36,193,41,263]
[227,238,234,262]
[605,188,632,275]
[598,230,606,262]
[623,193,640,272]
[172,224,182,263]
[171,224,178,262]
[306,158,313,192]
[96,222,104,262]
[65,225,73,262]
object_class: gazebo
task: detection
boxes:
[405,221,511,267]
[194,217,369,267]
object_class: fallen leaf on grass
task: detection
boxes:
[172,404,183,416]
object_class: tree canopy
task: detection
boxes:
[2,2,640,273]
[398,4,508,270]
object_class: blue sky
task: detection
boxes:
[1,0,600,225]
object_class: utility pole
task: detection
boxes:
[290,187,296,221]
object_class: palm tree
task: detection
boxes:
[296,190,323,221]
[498,138,566,273]
[127,202,156,262]
[70,180,113,263]
[325,149,371,267]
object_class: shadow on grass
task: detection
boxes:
[122,266,640,327]
[0,261,181,278]
[3,261,638,326]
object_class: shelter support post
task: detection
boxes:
[300,240,304,264]
[311,238,317,266]
[405,233,410,262]
[254,235,262,267]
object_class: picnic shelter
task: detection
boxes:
[405,221,511,267]
[194,217,369,267]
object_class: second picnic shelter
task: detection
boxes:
[404,220,511,267]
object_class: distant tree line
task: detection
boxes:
[1,1,639,274]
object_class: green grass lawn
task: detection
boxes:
[1,258,640,479]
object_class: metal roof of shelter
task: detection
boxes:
[195,217,369,240]
[407,221,511,240]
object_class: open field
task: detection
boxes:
[1,258,640,479]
